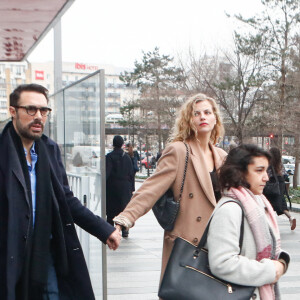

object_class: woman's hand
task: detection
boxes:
[272,260,285,283]
[115,224,123,232]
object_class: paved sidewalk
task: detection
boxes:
[107,183,300,299]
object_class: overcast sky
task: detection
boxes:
[28,0,264,69]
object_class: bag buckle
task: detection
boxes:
[193,249,200,259]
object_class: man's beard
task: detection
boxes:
[15,118,44,141]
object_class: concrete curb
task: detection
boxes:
[135,178,146,183]
[291,207,300,213]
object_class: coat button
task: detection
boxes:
[193,238,198,243]
[26,214,30,220]
[189,193,193,198]
[251,294,257,299]
[196,216,202,222]
[23,235,27,241]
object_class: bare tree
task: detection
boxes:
[120,47,186,151]
[179,33,268,144]
[231,0,300,149]
[284,35,300,188]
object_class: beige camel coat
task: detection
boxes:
[118,139,227,278]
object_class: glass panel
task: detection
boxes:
[49,71,104,299]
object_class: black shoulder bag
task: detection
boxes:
[152,142,189,232]
[158,200,256,300]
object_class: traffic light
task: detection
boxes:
[269,134,274,139]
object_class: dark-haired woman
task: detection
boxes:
[263,147,296,230]
[206,144,289,300]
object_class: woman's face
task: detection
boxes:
[192,100,216,136]
[245,156,269,195]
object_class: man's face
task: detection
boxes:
[9,91,48,141]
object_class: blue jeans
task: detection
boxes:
[42,254,59,300]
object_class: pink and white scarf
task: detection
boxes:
[224,187,281,300]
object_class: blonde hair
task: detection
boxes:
[169,93,224,144]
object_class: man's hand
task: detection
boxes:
[106,229,121,250]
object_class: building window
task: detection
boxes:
[11,78,17,87]
[0,65,5,75]
[15,65,24,75]
[0,78,6,87]
[0,90,6,98]
[0,101,7,108]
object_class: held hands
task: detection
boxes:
[272,260,285,283]
[106,229,121,250]
[115,224,122,232]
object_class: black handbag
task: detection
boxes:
[158,200,256,300]
[264,166,280,195]
[152,142,189,231]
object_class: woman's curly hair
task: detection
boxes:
[169,93,224,144]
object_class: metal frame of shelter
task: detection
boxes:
[48,70,108,299]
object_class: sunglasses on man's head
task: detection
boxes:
[13,105,52,116]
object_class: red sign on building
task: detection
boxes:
[75,63,99,71]
[35,70,44,80]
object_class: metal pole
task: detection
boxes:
[99,70,108,300]
[54,20,62,92]
[53,20,64,151]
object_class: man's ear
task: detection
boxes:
[9,106,16,118]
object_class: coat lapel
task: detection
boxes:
[188,140,218,207]
[6,133,30,207]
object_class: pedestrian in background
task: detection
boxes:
[156,150,162,162]
[113,93,227,280]
[125,142,140,191]
[207,144,289,300]
[106,136,134,237]
[263,147,296,230]
[0,84,121,300]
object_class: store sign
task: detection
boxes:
[75,63,99,71]
[35,70,44,80]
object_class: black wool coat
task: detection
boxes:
[106,148,134,218]
[0,122,115,300]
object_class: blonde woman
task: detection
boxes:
[113,93,227,279]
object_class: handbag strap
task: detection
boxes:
[195,200,245,255]
[178,142,189,203]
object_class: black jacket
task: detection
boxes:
[0,122,115,300]
[106,148,134,217]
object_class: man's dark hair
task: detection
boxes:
[219,144,271,191]
[10,84,49,106]
[113,135,124,148]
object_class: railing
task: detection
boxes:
[67,173,90,268]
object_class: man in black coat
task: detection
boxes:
[0,84,121,300]
[106,136,134,237]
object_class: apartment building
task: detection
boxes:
[0,61,139,122]
[0,62,30,120]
